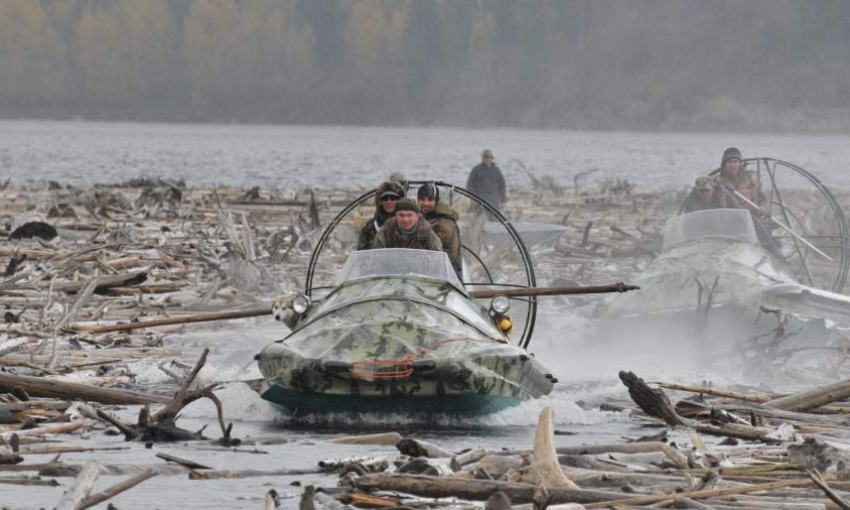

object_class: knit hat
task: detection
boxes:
[481,149,494,158]
[721,147,742,165]
[395,197,420,214]
[416,183,440,202]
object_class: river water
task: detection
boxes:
[2,121,849,508]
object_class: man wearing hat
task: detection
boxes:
[682,176,719,213]
[417,182,463,279]
[374,197,443,251]
[466,149,507,212]
[357,180,406,250]
[715,147,745,208]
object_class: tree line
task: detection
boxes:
[1,0,849,131]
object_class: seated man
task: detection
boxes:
[374,197,443,251]
[417,183,463,279]
[682,176,719,213]
[357,180,406,250]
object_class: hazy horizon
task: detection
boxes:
[2,1,849,133]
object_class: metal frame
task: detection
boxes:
[305,181,539,349]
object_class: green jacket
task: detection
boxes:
[425,203,463,279]
[374,216,442,251]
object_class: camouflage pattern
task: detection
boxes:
[374,216,442,251]
[357,181,407,250]
[426,203,463,279]
[258,274,554,415]
[601,209,807,351]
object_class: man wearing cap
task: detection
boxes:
[357,180,406,250]
[466,149,507,212]
[417,183,463,279]
[374,197,443,251]
[682,176,719,213]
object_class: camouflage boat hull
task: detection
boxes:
[257,254,554,416]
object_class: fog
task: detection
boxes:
[1,0,849,132]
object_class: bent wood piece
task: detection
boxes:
[468,283,639,299]
[55,460,100,510]
[0,372,171,405]
[581,478,816,509]
[765,377,850,412]
[653,381,773,404]
[512,406,579,489]
[77,469,157,510]
[619,371,689,427]
[188,467,323,480]
[327,432,404,446]
[354,474,621,504]
[70,305,271,333]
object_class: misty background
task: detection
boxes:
[2,0,849,132]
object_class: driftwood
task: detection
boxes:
[619,370,688,426]
[396,438,454,458]
[0,371,171,405]
[188,467,322,480]
[765,376,850,412]
[77,469,157,510]
[354,473,620,504]
[55,460,100,510]
[327,432,403,446]
[509,406,579,489]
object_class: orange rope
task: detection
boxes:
[347,337,499,381]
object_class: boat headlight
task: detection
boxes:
[490,295,511,315]
[292,294,312,314]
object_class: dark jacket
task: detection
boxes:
[466,162,506,209]
[374,216,442,251]
[425,203,463,279]
[357,181,406,250]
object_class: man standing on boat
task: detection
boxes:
[417,183,463,279]
[714,147,745,209]
[357,180,406,250]
[374,197,443,251]
[466,149,507,212]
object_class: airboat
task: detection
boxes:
[256,181,633,415]
[603,157,850,363]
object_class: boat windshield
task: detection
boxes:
[334,249,464,288]
[663,209,758,250]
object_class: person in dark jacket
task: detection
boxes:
[417,183,463,279]
[466,149,507,212]
[374,198,442,251]
[357,180,406,250]
[682,176,720,213]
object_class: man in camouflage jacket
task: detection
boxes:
[374,197,442,251]
[417,183,463,279]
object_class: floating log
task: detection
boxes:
[55,460,100,510]
[78,469,157,510]
[354,474,621,504]
[0,372,171,405]
[765,377,850,412]
[188,467,321,480]
[327,432,404,446]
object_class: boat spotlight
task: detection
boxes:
[292,294,312,314]
[490,295,511,315]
